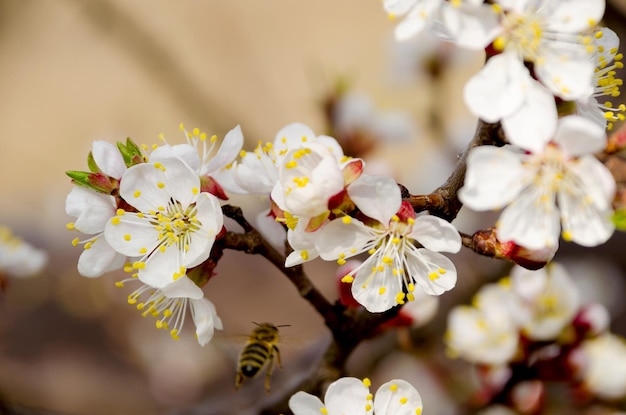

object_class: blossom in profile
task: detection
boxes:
[0,226,47,278]
[576,27,625,131]
[116,275,222,346]
[315,175,460,312]
[105,157,223,290]
[151,124,244,199]
[460,115,615,250]
[289,377,423,415]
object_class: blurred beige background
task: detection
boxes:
[3,1,624,415]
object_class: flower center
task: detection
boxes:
[152,200,201,255]
[494,12,545,61]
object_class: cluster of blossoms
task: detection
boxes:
[386,0,622,253]
[65,125,243,345]
[227,122,461,313]
[0,226,47,280]
[446,263,626,409]
[289,377,423,415]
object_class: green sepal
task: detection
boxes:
[117,137,144,168]
[612,209,626,231]
[66,170,92,188]
[65,170,118,194]
[86,151,100,173]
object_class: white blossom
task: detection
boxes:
[460,115,615,250]
[446,282,520,365]
[289,377,423,415]
[511,263,579,340]
[582,333,626,400]
[0,226,47,278]
[117,275,222,346]
[315,175,460,312]
[105,157,223,290]
[66,186,126,278]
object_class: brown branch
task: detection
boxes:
[408,119,505,222]
[221,205,337,326]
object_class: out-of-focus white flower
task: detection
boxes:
[446,283,520,365]
[581,333,626,400]
[334,91,416,144]
[105,157,223,290]
[117,276,222,346]
[511,263,579,340]
[151,124,244,198]
[315,175,460,313]
[66,186,126,278]
[460,115,615,250]
[384,0,499,49]
[289,377,423,415]
[0,226,47,278]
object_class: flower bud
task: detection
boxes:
[472,228,556,270]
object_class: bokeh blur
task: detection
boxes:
[1,1,626,414]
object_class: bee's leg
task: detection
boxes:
[235,371,244,390]
[264,353,276,394]
[274,345,282,369]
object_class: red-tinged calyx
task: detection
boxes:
[342,158,363,185]
[66,170,119,195]
[200,176,229,200]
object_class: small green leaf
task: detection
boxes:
[66,170,92,187]
[612,209,626,231]
[86,151,100,173]
[117,137,144,167]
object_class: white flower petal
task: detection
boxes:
[289,392,326,415]
[544,0,605,33]
[150,144,200,172]
[394,0,441,41]
[384,0,417,15]
[558,183,614,247]
[92,140,126,179]
[352,255,404,312]
[553,115,606,157]
[190,297,222,346]
[315,218,372,261]
[66,186,117,234]
[104,214,160,257]
[511,265,548,301]
[568,155,615,211]
[324,377,369,415]
[273,123,317,161]
[160,275,204,300]
[497,187,561,250]
[407,248,457,295]
[502,81,558,153]
[348,175,401,225]
[119,164,174,213]
[202,125,243,175]
[441,2,500,50]
[459,146,527,211]
[463,52,527,122]
[374,379,423,415]
[138,245,181,288]
[535,56,594,101]
[77,236,125,278]
[185,193,223,268]
[410,215,461,253]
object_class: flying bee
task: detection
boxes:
[235,322,289,393]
